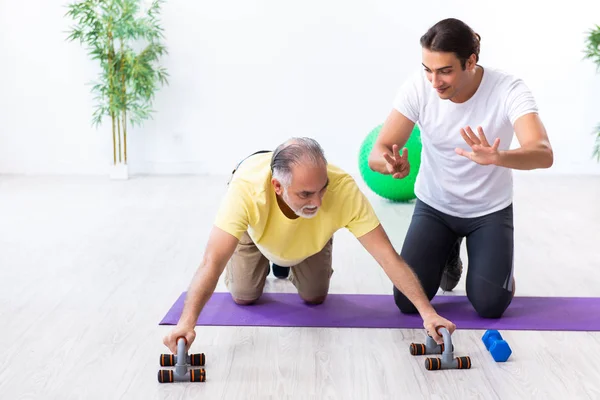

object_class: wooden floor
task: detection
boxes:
[1,172,599,399]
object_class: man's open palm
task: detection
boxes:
[455,126,501,166]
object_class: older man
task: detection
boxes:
[163,137,455,353]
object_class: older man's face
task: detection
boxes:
[282,162,329,218]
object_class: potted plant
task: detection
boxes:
[584,23,600,162]
[65,0,169,179]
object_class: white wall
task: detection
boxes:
[1,0,600,176]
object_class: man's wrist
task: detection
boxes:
[179,314,198,329]
[493,150,506,167]
[417,304,438,319]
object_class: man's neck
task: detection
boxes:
[276,194,299,219]
[452,65,484,103]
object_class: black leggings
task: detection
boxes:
[394,199,515,318]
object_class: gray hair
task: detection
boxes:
[270,137,327,187]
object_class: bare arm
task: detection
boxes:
[179,226,239,326]
[163,226,239,353]
[357,224,455,342]
[496,113,553,170]
[368,109,416,174]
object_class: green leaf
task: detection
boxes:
[583,25,600,70]
[65,0,168,134]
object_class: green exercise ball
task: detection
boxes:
[358,124,422,202]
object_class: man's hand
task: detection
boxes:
[455,126,501,166]
[382,144,410,179]
[421,312,456,344]
[163,324,197,354]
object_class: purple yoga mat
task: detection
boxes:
[159,292,600,331]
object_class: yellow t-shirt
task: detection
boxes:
[214,152,381,266]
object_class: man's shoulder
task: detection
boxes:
[231,152,272,180]
[228,152,272,196]
[325,163,370,201]
[479,67,536,114]
[326,163,357,186]
[483,66,525,90]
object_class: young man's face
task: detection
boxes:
[421,49,476,101]
[273,163,329,219]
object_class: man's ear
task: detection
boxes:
[466,54,477,70]
[272,178,283,195]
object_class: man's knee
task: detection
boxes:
[472,300,510,318]
[467,276,513,318]
[228,286,264,305]
[393,286,419,314]
[232,296,260,305]
[300,294,327,305]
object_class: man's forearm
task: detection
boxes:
[383,254,437,317]
[496,144,553,170]
[368,143,393,174]
[178,262,221,328]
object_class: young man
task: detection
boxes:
[163,138,456,354]
[368,18,553,318]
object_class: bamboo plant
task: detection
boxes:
[65,0,168,166]
[584,24,600,162]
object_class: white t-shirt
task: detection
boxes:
[393,66,538,218]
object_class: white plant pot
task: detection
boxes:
[110,163,129,180]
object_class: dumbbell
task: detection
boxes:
[157,337,206,383]
[482,330,512,362]
[409,327,471,371]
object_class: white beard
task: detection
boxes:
[282,188,319,219]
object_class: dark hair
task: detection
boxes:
[270,137,327,186]
[420,18,481,69]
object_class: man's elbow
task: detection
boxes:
[200,251,226,278]
[367,153,378,171]
[541,142,554,169]
[378,248,405,273]
[367,145,386,173]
